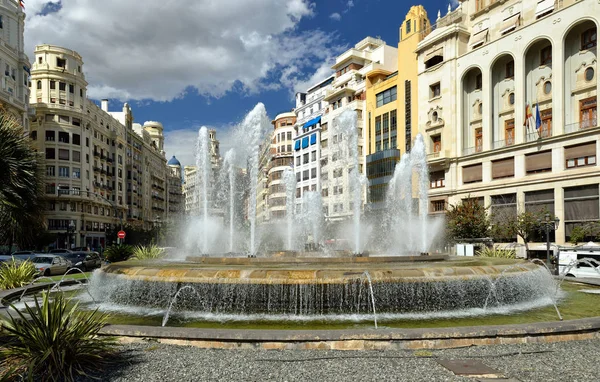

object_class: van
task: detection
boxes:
[558,243,600,278]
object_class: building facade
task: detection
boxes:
[0,0,30,130]
[321,37,398,220]
[293,76,333,212]
[30,45,181,248]
[365,6,430,207]
[267,111,296,220]
[418,0,599,246]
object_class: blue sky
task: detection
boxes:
[25,0,454,166]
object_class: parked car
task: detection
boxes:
[31,255,71,276]
[0,255,18,264]
[10,250,38,261]
[72,246,91,252]
[48,249,73,254]
[61,251,102,272]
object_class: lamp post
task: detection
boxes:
[155,216,161,246]
[67,221,76,249]
[538,213,560,275]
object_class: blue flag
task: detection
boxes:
[535,102,542,130]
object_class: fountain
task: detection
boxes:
[84,103,562,326]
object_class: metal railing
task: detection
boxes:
[564,118,598,134]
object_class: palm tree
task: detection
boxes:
[0,109,46,249]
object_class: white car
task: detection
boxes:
[31,255,71,276]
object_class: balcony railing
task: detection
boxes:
[565,118,598,134]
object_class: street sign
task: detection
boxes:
[117,230,126,239]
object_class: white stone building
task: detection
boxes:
[419,0,599,247]
[0,0,30,129]
[293,76,334,212]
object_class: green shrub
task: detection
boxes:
[130,245,165,260]
[476,246,517,259]
[0,259,37,290]
[0,293,116,381]
[104,244,134,262]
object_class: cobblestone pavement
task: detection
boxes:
[80,338,600,382]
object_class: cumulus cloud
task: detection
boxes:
[24,0,342,102]
[329,12,341,21]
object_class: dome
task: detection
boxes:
[167,156,181,167]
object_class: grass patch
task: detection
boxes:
[34,272,92,283]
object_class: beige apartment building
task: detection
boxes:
[29,45,181,248]
[321,37,398,220]
[419,0,598,246]
[268,111,296,220]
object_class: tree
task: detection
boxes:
[0,110,45,249]
[492,210,544,259]
[569,222,600,245]
[445,198,489,244]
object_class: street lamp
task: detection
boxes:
[538,213,560,274]
[155,216,161,246]
[67,221,76,249]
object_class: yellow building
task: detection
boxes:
[365,5,431,204]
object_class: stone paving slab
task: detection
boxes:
[437,359,504,378]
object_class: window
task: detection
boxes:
[59,115,69,123]
[303,153,309,164]
[72,151,81,163]
[46,166,55,176]
[72,168,80,179]
[311,168,317,179]
[59,166,70,177]
[492,157,515,179]
[432,135,441,153]
[544,81,552,95]
[72,118,81,126]
[475,128,483,152]
[295,156,300,166]
[59,82,66,91]
[56,58,66,68]
[429,82,440,99]
[585,67,595,82]
[69,84,74,93]
[509,93,515,105]
[430,171,445,189]
[565,142,596,168]
[72,134,80,146]
[540,46,552,66]
[564,185,600,242]
[303,170,309,181]
[46,148,55,159]
[540,108,552,138]
[406,20,411,34]
[475,74,482,90]
[311,151,317,162]
[36,80,42,90]
[58,149,69,161]
[296,172,301,182]
[504,119,515,146]
[581,28,597,50]
[431,200,445,213]
[30,131,37,140]
[505,60,514,79]
[526,150,552,174]
[45,131,55,141]
[376,86,397,107]
[580,96,597,129]
[50,80,55,90]
[58,132,69,143]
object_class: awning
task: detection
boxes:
[304,116,321,129]
[536,0,554,17]
[294,140,301,151]
[301,137,309,149]
[500,13,520,35]
[425,47,443,61]
[469,30,488,48]
[310,133,317,145]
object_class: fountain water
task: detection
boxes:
[300,191,324,251]
[330,110,364,254]
[220,149,237,253]
[162,285,203,327]
[195,127,211,254]
[283,167,296,251]
[361,271,378,329]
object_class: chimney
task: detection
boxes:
[101,99,109,112]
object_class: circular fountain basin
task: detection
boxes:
[89,256,555,316]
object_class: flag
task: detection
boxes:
[19,0,24,9]
[524,103,533,130]
[535,102,542,130]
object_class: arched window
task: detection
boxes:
[36,80,41,90]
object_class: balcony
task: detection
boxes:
[492,138,514,150]
[93,151,100,157]
[565,118,598,134]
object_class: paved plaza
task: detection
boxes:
[86,338,600,382]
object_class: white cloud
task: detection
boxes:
[279,59,336,96]
[329,12,341,21]
[25,0,342,102]
[346,1,354,9]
